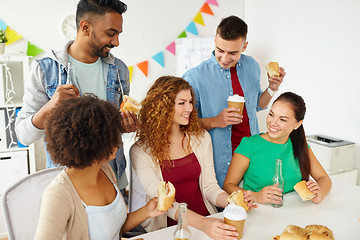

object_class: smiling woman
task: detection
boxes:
[130,76,245,240]
[223,92,332,206]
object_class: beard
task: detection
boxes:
[88,31,113,58]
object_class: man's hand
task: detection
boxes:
[268,67,286,91]
[32,84,79,129]
[120,111,140,132]
[214,107,243,128]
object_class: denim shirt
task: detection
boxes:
[15,42,129,185]
[183,52,264,187]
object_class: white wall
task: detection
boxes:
[1,0,243,101]
[244,0,360,183]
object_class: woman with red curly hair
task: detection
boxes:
[130,76,243,240]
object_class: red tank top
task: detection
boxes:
[230,66,251,153]
[161,152,210,226]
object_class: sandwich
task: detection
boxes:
[305,225,334,240]
[294,181,316,201]
[120,95,141,114]
[279,225,308,240]
[227,190,249,211]
[157,181,175,211]
[266,62,280,78]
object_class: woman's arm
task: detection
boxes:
[122,197,166,233]
[223,153,282,205]
[174,206,238,240]
[307,148,332,204]
[223,153,249,194]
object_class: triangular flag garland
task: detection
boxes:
[0,19,7,30]
[178,31,187,38]
[128,66,134,83]
[152,51,164,67]
[27,42,43,57]
[137,60,149,77]
[165,41,176,55]
[200,3,214,15]
[185,22,199,36]
[194,12,205,26]
[206,0,219,7]
[5,26,22,45]
[120,0,218,82]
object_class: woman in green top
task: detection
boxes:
[223,92,332,205]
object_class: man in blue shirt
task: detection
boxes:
[183,16,286,187]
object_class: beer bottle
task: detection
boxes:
[173,203,191,240]
[271,159,284,208]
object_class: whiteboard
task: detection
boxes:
[175,37,214,77]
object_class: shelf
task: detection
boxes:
[0,146,29,153]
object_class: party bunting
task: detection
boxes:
[152,51,164,67]
[178,31,187,38]
[5,27,22,45]
[200,3,214,15]
[137,60,148,77]
[185,22,198,36]
[194,12,205,26]
[166,41,176,55]
[206,0,218,7]
[27,42,43,57]
[128,66,134,83]
[0,19,7,30]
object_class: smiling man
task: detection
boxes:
[15,0,137,194]
[183,16,286,188]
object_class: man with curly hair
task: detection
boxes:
[15,0,138,192]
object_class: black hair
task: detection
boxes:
[76,0,127,29]
[274,92,310,181]
[44,94,124,169]
[216,15,248,40]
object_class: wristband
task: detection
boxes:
[267,87,276,97]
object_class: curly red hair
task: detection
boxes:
[136,76,203,165]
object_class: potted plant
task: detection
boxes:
[0,29,8,55]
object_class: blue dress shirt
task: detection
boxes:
[183,52,264,187]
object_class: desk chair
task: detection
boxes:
[1,167,64,240]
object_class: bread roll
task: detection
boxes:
[157,181,175,211]
[294,181,316,201]
[227,190,249,211]
[305,225,334,240]
[120,95,141,114]
[266,62,280,78]
[279,225,308,240]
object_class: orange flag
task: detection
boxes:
[137,61,148,77]
[201,3,214,15]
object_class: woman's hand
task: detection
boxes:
[145,197,168,218]
[251,184,283,204]
[243,190,258,210]
[200,217,239,240]
[307,180,322,204]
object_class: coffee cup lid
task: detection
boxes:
[223,204,247,220]
[227,94,245,102]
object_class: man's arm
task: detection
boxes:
[199,107,242,131]
[259,67,286,109]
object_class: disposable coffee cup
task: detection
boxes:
[227,95,245,115]
[223,204,247,239]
